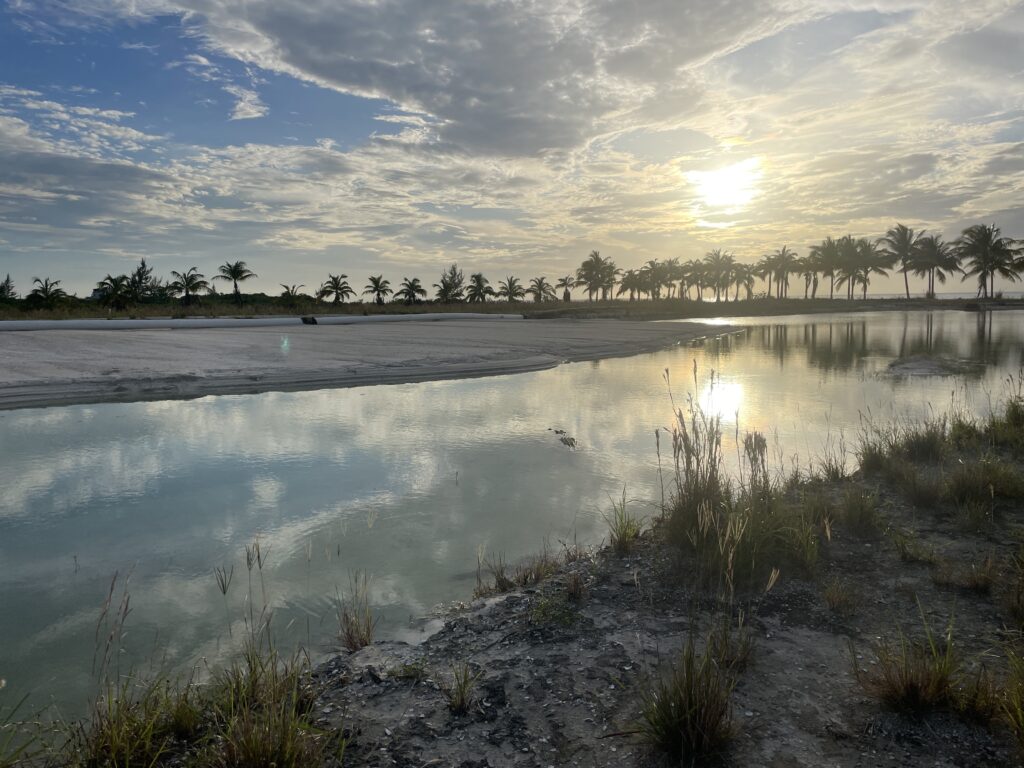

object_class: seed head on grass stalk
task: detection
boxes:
[1,693,42,768]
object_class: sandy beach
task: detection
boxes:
[0,317,711,410]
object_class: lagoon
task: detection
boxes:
[1,309,1021,715]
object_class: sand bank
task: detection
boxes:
[0,318,710,410]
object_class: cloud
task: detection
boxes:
[222,84,267,120]
[1,1,1024,293]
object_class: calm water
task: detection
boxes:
[1,310,1022,714]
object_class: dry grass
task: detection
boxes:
[823,578,859,617]
[853,608,959,714]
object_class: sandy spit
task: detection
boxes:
[0,318,711,410]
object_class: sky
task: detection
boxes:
[1,0,1023,296]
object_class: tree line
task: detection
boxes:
[1,222,1020,312]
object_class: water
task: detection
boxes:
[1,309,1021,715]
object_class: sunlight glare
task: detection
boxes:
[686,157,763,210]
[698,378,744,423]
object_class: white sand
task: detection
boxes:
[0,318,710,409]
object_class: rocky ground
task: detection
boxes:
[312,455,1024,768]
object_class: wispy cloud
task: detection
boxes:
[223,84,267,120]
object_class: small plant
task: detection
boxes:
[945,456,1024,505]
[954,664,1000,724]
[512,548,560,588]
[1,694,40,768]
[474,552,515,597]
[636,634,734,764]
[389,661,429,684]
[529,594,578,627]
[1003,648,1024,755]
[889,529,937,565]
[853,606,959,713]
[439,663,481,715]
[604,489,643,556]
[565,571,587,602]
[706,613,754,672]
[337,571,377,653]
[957,499,994,532]
[932,556,997,594]
[68,675,172,768]
[838,488,882,537]
[823,578,859,617]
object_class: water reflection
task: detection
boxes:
[698,311,1021,375]
[1,310,1021,715]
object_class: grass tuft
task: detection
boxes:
[853,606,958,713]
[636,633,734,764]
[336,571,377,653]
[439,663,481,715]
[604,490,643,556]
[823,578,859,617]
[838,488,883,537]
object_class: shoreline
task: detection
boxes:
[0,318,713,411]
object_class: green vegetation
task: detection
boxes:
[604,490,644,556]
[336,571,377,653]
[636,633,734,765]
[853,609,959,714]
[439,663,481,716]
[3,219,1021,320]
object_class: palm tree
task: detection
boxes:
[214,260,257,303]
[555,275,575,302]
[0,274,16,300]
[912,236,961,298]
[770,246,799,298]
[279,284,305,297]
[617,269,642,301]
[794,257,817,299]
[395,277,427,305]
[496,276,526,302]
[169,267,208,305]
[527,276,557,303]
[854,238,892,299]
[956,223,1022,298]
[662,258,681,298]
[731,263,756,301]
[834,236,861,300]
[433,264,465,303]
[576,250,619,301]
[28,277,67,308]
[318,274,355,304]
[466,273,494,303]
[879,224,925,299]
[756,254,775,298]
[703,249,735,301]
[96,274,131,310]
[809,237,841,299]
[680,259,704,300]
[363,275,393,306]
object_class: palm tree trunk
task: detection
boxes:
[902,262,910,299]
[829,274,834,300]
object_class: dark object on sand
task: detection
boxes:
[301,316,318,325]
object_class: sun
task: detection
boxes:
[686,157,763,210]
